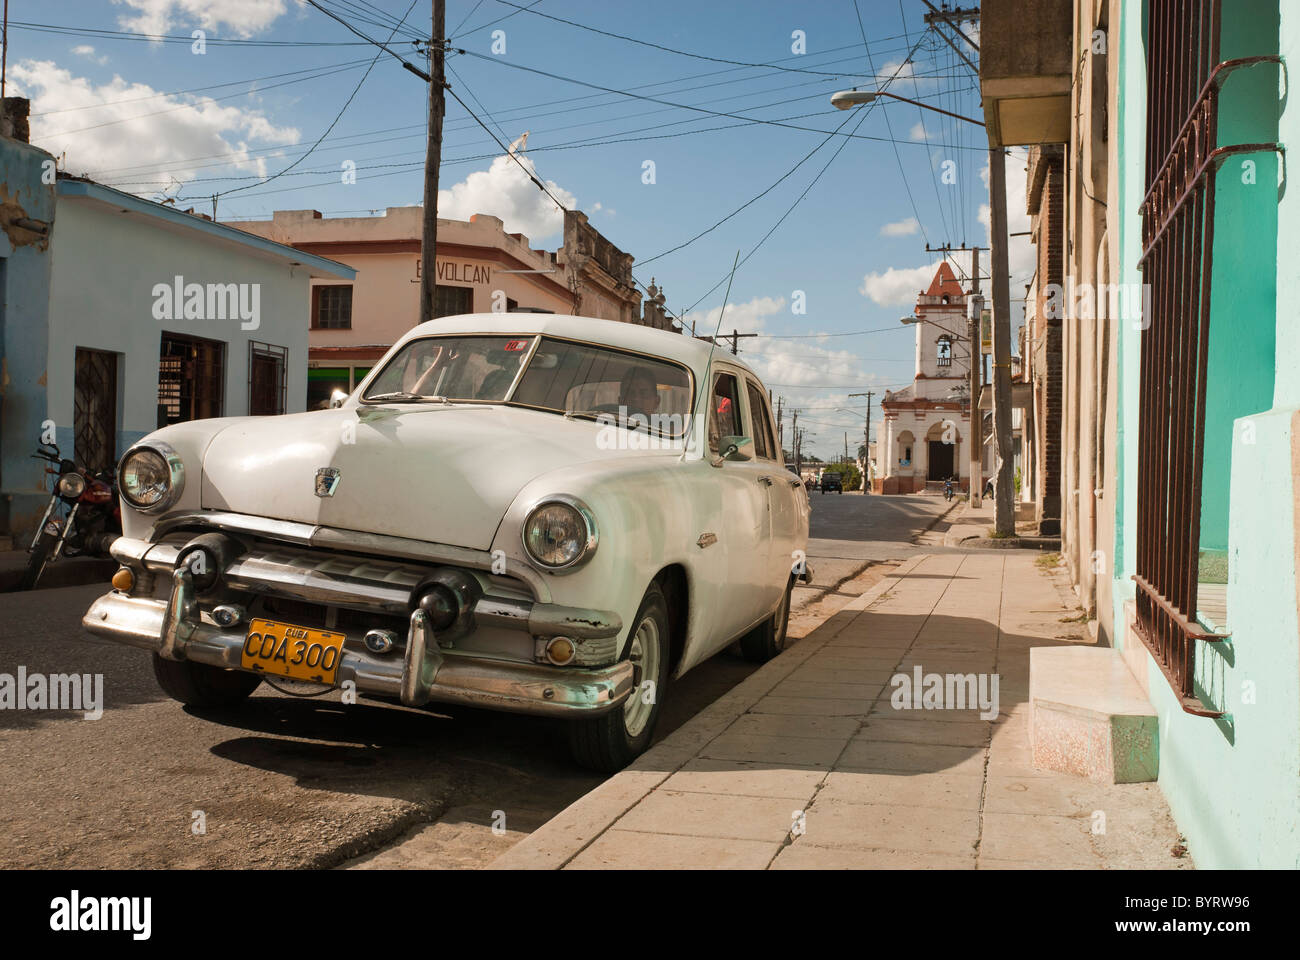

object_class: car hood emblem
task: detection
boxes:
[315,467,342,498]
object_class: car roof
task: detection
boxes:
[397,313,763,383]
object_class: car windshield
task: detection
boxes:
[511,337,693,438]
[363,334,695,437]
[362,335,534,402]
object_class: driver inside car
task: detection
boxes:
[619,367,661,422]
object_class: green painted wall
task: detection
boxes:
[1197,5,1280,556]
[1112,0,1300,869]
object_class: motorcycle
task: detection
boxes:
[944,478,955,502]
[17,442,122,591]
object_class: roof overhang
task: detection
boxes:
[979,0,1072,147]
[57,179,355,280]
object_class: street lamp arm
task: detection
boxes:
[872,90,985,126]
[831,88,984,126]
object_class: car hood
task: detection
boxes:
[199,404,632,550]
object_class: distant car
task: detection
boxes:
[83,313,811,772]
[820,473,843,494]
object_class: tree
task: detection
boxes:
[823,462,862,491]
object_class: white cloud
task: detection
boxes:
[12,60,299,186]
[682,295,786,338]
[909,121,928,141]
[681,296,897,422]
[72,45,109,65]
[880,217,920,237]
[113,0,289,38]
[859,262,942,307]
[437,152,578,242]
[859,151,1034,331]
[877,58,938,92]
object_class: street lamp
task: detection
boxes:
[830,88,985,126]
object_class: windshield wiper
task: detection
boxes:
[366,392,454,404]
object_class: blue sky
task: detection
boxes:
[6,0,1029,460]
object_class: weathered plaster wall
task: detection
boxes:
[0,137,57,539]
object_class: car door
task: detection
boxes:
[702,367,773,647]
[744,377,804,602]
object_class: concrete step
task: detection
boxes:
[1029,646,1158,784]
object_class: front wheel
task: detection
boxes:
[16,530,59,591]
[568,581,671,773]
[152,654,262,707]
[740,576,794,663]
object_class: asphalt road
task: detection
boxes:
[0,493,954,869]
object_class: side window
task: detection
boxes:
[709,372,742,453]
[745,380,776,460]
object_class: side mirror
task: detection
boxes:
[329,389,348,409]
[719,435,753,462]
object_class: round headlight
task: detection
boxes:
[57,473,87,499]
[522,498,597,570]
[118,445,183,512]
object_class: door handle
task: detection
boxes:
[788,478,802,488]
[758,475,775,486]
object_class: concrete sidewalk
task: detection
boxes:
[491,551,1189,870]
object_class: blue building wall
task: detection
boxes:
[0,136,57,542]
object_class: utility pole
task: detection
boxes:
[728,329,759,355]
[926,243,986,506]
[775,396,784,454]
[792,411,800,477]
[418,1,447,326]
[988,148,1015,535]
[848,390,875,492]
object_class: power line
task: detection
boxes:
[301,0,431,80]
[77,40,933,178]
[29,57,377,116]
[638,107,859,266]
[854,0,931,249]
[37,61,374,138]
[196,0,421,203]
[674,29,931,313]
[486,0,883,80]
[8,19,416,47]
[449,0,545,40]
[454,46,931,143]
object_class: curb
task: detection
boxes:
[488,553,932,870]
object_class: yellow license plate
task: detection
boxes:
[240,618,346,685]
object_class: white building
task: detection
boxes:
[0,175,353,543]
[879,262,978,494]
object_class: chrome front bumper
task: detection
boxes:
[85,533,633,718]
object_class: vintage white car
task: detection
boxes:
[83,314,810,770]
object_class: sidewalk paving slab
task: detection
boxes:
[489,551,1191,871]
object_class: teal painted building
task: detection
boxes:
[1111,0,1300,868]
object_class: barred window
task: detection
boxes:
[313,285,353,330]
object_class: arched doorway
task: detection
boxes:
[925,420,960,482]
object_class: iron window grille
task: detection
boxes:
[248,341,288,415]
[158,333,225,426]
[1133,0,1280,717]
